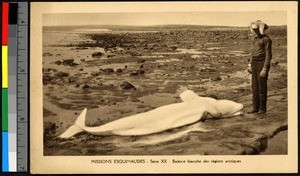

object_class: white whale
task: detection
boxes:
[59,90,244,138]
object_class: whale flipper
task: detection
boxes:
[180,90,200,102]
[59,108,87,138]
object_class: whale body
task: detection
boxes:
[59,90,244,138]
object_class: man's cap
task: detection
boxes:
[250,20,269,35]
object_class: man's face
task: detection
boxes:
[252,27,261,36]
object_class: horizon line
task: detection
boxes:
[43,24,287,28]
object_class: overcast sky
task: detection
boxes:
[43,12,287,27]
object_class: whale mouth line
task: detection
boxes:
[229,104,244,116]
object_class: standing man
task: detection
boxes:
[247,20,272,114]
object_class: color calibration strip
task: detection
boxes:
[2,2,9,172]
[2,2,20,172]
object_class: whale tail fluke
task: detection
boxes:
[75,108,87,129]
[59,108,87,138]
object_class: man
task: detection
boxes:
[247,20,272,114]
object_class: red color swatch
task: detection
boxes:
[2,2,9,45]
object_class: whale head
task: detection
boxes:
[216,100,244,117]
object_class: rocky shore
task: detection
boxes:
[42,25,287,155]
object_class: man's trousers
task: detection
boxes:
[251,60,270,111]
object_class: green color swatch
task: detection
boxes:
[2,88,8,131]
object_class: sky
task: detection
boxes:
[43,12,287,27]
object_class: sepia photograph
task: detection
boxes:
[42,11,288,156]
[31,2,297,174]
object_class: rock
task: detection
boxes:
[82,84,90,89]
[43,68,57,73]
[54,60,62,65]
[62,59,78,66]
[107,53,115,58]
[44,122,56,134]
[79,68,84,71]
[130,70,144,76]
[211,76,222,81]
[80,59,85,62]
[54,72,70,78]
[140,64,144,68]
[201,68,216,72]
[130,72,139,76]
[120,81,136,90]
[208,94,219,99]
[91,71,100,76]
[75,84,80,88]
[43,52,53,57]
[170,45,178,51]
[137,59,146,63]
[131,52,142,57]
[43,75,53,84]
[68,76,78,83]
[116,47,125,52]
[76,47,88,50]
[101,68,114,73]
[116,69,123,73]
[191,55,201,59]
[92,52,103,58]
[272,61,279,66]
[139,70,145,74]
[124,65,128,69]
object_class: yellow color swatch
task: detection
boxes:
[2,46,8,88]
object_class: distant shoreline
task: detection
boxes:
[42,25,287,33]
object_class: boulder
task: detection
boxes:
[91,71,100,77]
[116,69,123,73]
[54,60,62,65]
[120,81,136,90]
[129,70,145,76]
[43,74,54,83]
[43,52,53,57]
[44,122,56,132]
[54,72,70,78]
[63,59,78,66]
[68,76,78,83]
[129,72,139,76]
[101,68,114,73]
[139,70,145,75]
[92,52,103,58]
[82,84,90,89]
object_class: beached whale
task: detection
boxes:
[59,90,244,138]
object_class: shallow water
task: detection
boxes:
[261,130,287,155]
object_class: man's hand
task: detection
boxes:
[260,68,267,77]
[247,64,252,74]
